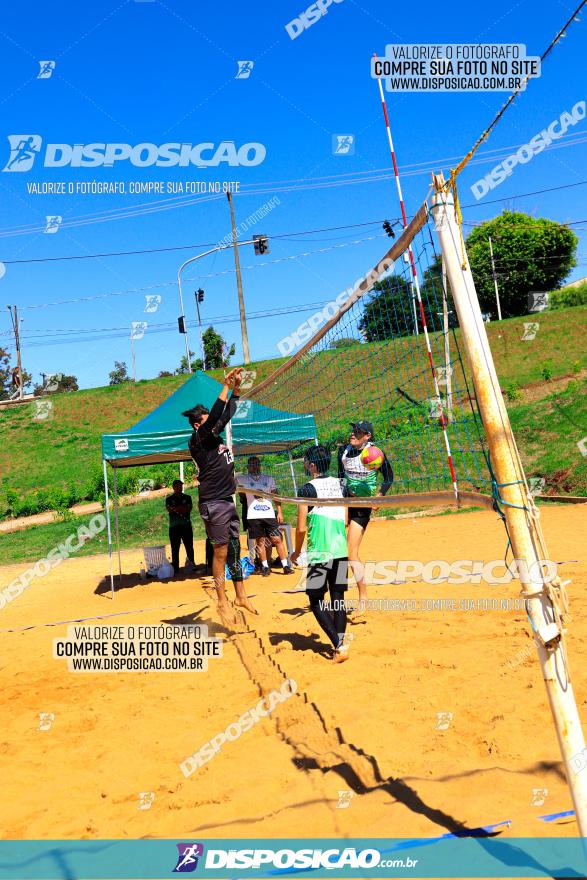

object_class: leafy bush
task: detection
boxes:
[548,282,587,310]
[541,363,553,381]
[504,382,522,402]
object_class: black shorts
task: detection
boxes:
[199,499,240,545]
[349,506,372,529]
[306,557,349,596]
[247,518,281,539]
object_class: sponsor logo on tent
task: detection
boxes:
[114,438,129,452]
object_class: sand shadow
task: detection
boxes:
[94,565,209,596]
[162,610,231,639]
[269,630,331,657]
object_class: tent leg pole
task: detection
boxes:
[112,465,122,580]
[179,461,184,483]
[103,460,115,599]
[287,450,298,494]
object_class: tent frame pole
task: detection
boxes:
[431,176,587,834]
[112,465,122,580]
[287,450,298,494]
[103,460,115,599]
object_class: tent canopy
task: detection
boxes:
[101,371,317,467]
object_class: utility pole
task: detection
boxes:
[488,236,502,321]
[226,191,251,364]
[7,305,24,399]
[195,289,206,370]
[130,334,137,382]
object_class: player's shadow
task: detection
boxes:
[279,605,309,619]
[94,566,209,596]
[162,611,231,639]
[269,630,331,658]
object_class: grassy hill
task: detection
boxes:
[0,305,585,523]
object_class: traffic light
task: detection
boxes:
[196,288,205,303]
[178,316,186,334]
[383,220,395,238]
[253,234,269,255]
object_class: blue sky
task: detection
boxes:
[0,0,585,389]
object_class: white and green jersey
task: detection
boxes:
[340,443,378,497]
[338,442,394,498]
[298,475,348,564]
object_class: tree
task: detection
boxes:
[176,351,203,375]
[464,212,577,319]
[358,273,449,341]
[0,347,32,400]
[202,326,235,369]
[175,327,235,374]
[34,373,78,395]
[330,337,360,349]
[109,361,131,385]
[157,370,174,378]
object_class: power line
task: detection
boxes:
[0,129,586,247]
[461,180,587,210]
[16,233,386,311]
[1,220,387,266]
[5,177,587,270]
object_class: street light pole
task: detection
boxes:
[7,305,24,399]
[195,289,206,369]
[176,270,192,373]
[488,236,503,321]
[226,191,251,364]
[177,240,257,370]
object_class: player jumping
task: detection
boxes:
[338,420,393,620]
[183,368,257,624]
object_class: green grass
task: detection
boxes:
[0,305,585,524]
[508,378,587,495]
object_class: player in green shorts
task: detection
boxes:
[338,420,393,620]
[291,444,351,663]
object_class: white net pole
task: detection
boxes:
[431,179,587,835]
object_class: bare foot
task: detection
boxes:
[350,598,367,623]
[217,601,237,627]
[235,597,258,615]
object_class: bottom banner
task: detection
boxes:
[0,837,586,878]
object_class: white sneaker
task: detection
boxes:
[333,644,350,663]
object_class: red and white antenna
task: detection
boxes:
[373,53,459,501]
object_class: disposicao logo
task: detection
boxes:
[173,843,204,873]
[2,137,266,171]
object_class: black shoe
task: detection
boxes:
[261,567,271,577]
[282,565,294,575]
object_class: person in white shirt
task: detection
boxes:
[237,456,293,577]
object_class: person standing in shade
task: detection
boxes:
[165,479,195,575]
[238,456,294,577]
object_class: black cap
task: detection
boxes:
[350,420,374,439]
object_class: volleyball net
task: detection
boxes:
[239,202,493,508]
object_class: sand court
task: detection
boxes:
[0,505,585,842]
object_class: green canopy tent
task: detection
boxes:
[100,371,317,596]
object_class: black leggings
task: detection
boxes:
[307,558,348,649]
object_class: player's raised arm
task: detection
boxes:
[216,368,243,432]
